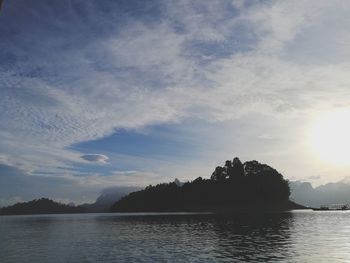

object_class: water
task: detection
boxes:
[1,210,350,262]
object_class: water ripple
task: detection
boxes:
[1,211,350,262]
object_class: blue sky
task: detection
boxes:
[2,0,350,205]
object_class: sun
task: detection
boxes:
[309,108,350,165]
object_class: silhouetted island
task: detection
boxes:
[111,157,305,212]
[0,198,86,215]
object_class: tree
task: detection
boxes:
[211,166,226,181]
[225,160,233,178]
[230,157,245,179]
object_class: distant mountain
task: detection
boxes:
[82,186,142,212]
[0,198,86,215]
[0,187,142,215]
[290,181,350,207]
[111,157,304,212]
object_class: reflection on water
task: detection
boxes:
[211,213,293,261]
[1,211,350,262]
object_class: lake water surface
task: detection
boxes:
[1,210,350,262]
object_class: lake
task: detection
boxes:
[1,210,350,262]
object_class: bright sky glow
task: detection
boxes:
[310,108,350,165]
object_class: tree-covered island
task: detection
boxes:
[111,157,304,212]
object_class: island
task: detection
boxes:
[0,198,86,215]
[111,157,305,212]
[0,157,305,215]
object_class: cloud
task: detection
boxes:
[80,154,109,164]
[1,0,350,202]
[0,155,11,166]
[0,163,30,177]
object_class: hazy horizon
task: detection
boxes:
[2,0,350,205]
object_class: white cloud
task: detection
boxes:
[0,155,11,166]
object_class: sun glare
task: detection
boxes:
[310,108,350,165]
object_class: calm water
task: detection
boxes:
[1,210,350,262]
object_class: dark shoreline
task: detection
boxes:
[111,200,307,213]
[0,200,307,216]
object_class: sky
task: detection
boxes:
[1,0,350,205]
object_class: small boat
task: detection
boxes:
[312,206,329,211]
[312,204,350,211]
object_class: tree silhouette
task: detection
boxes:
[231,157,244,178]
[111,157,297,212]
[211,166,226,181]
